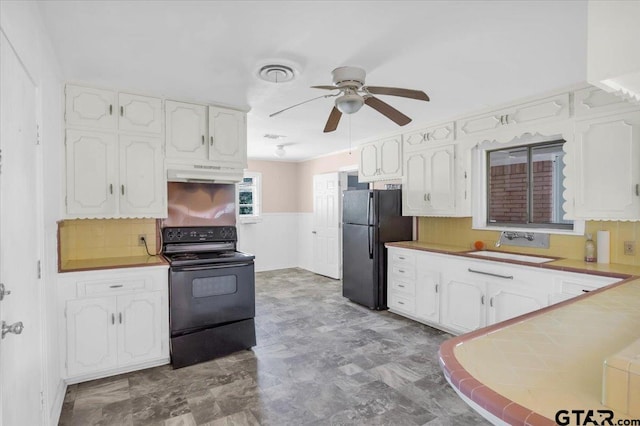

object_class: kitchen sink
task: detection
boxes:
[467,250,555,264]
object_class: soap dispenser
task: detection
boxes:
[584,234,596,263]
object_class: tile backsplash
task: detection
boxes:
[417,217,640,266]
[59,219,158,262]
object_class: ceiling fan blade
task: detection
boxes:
[323,107,342,133]
[311,85,338,90]
[364,86,430,101]
[269,94,336,118]
[364,96,412,126]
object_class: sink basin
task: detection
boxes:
[467,250,555,264]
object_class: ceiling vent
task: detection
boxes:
[258,65,295,83]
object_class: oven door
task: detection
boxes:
[169,261,255,335]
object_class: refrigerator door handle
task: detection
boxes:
[367,192,373,226]
[368,226,374,259]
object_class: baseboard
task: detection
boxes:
[64,357,170,385]
[49,379,66,426]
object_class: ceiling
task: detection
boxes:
[38,0,588,161]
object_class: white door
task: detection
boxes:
[65,84,117,130]
[118,92,163,134]
[0,32,44,425]
[119,134,165,216]
[165,100,208,160]
[312,173,341,279]
[426,145,456,214]
[358,143,378,180]
[208,107,247,168]
[441,274,486,334]
[487,283,547,325]
[403,151,427,215]
[415,267,440,323]
[117,292,163,366]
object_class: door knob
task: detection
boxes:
[0,283,11,301]
[2,321,24,339]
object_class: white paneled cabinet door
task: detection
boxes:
[572,111,640,220]
[65,85,117,130]
[119,135,165,216]
[208,107,247,168]
[425,145,456,214]
[66,129,117,216]
[165,100,208,160]
[379,137,402,178]
[403,151,427,215]
[441,273,485,334]
[312,173,341,279]
[487,283,547,325]
[118,93,163,134]
[117,292,163,366]
[66,297,118,377]
[359,143,378,180]
[415,263,440,323]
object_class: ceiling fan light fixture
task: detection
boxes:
[274,145,286,157]
[335,94,364,114]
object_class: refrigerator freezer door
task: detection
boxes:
[342,223,377,309]
[342,190,374,226]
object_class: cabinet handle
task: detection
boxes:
[119,313,122,324]
[120,106,124,116]
[121,185,125,195]
[423,194,427,202]
[109,104,113,115]
[426,133,430,141]
[398,256,405,260]
[398,284,405,288]
[427,193,431,202]
[581,289,591,293]
[468,268,514,280]
[504,114,509,124]
[481,295,485,305]
[636,184,639,196]
[202,135,205,145]
[109,184,113,194]
[210,136,214,146]
[111,313,115,325]
[398,301,405,305]
[109,284,123,288]
[435,284,439,293]
[398,269,405,273]
[490,297,494,307]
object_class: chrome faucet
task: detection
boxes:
[495,231,535,247]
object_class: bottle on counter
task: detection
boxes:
[585,233,596,263]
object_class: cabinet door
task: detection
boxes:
[457,111,504,137]
[574,87,636,118]
[116,292,163,366]
[208,107,247,167]
[118,93,162,134]
[378,137,402,179]
[403,151,428,215]
[425,145,456,214]
[486,283,547,325]
[404,122,455,152]
[505,93,570,127]
[415,265,440,323]
[572,111,640,219]
[65,85,117,130]
[66,297,118,377]
[358,142,379,181]
[165,100,208,160]
[440,272,486,334]
[118,135,165,216]
[66,129,117,216]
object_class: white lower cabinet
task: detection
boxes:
[387,246,622,335]
[59,266,169,383]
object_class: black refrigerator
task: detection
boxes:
[342,189,413,309]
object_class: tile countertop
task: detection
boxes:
[59,255,168,273]
[385,241,640,424]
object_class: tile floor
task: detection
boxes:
[59,268,487,425]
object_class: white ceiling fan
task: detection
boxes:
[270,66,430,133]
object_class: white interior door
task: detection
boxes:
[0,32,44,425]
[312,173,341,279]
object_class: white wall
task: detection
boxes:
[0,2,65,424]
[237,213,300,272]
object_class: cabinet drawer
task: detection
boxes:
[390,251,416,267]
[388,293,415,314]
[389,278,415,296]
[391,265,415,280]
[77,277,153,297]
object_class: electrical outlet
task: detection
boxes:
[624,241,635,256]
[138,234,147,246]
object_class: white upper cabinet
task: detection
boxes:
[165,100,208,160]
[358,137,402,182]
[65,85,117,130]
[570,111,640,220]
[403,122,455,152]
[457,94,570,138]
[118,135,165,216]
[403,144,456,216]
[66,129,118,216]
[208,106,247,168]
[118,93,163,134]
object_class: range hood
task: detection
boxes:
[166,163,243,184]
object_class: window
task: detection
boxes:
[486,140,571,229]
[237,172,261,222]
